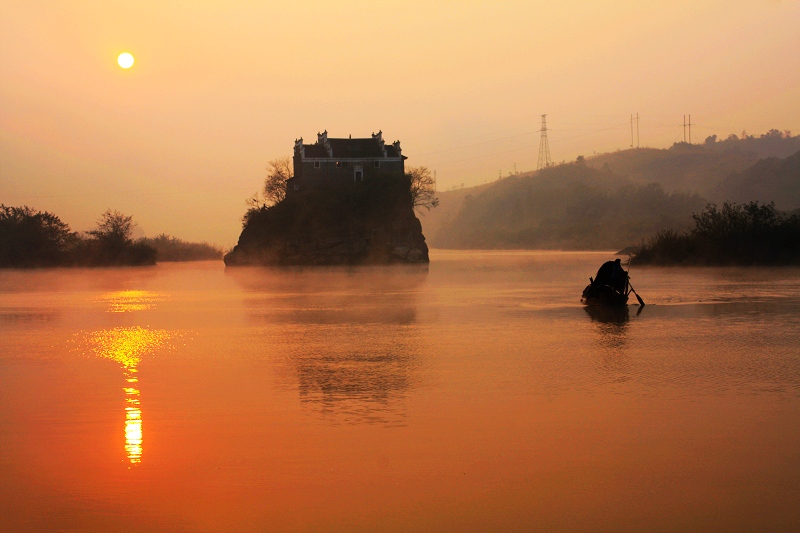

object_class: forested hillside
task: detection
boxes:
[711,150,800,210]
[584,130,800,195]
[426,131,800,250]
[432,163,705,250]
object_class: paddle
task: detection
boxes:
[628,282,645,307]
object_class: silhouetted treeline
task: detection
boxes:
[702,129,800,160]
[0,206,156,267]
[139,234,223,261]
[432,164,706,250]
[0,205,77,267]
[1,206,223,267]
[632,202,800,265]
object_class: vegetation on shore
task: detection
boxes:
[631,202,800,265]
[0,205,219,268]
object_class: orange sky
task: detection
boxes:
[2,1,799,245]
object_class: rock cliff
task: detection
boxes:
[224,176,429,266]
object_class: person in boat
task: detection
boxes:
[583,258,645,306]
[593,258,628,294]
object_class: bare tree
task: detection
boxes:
[246,157,293,209]
[407,166,439,212]
[264,157,293,204]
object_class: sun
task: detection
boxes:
[117,52,134,69]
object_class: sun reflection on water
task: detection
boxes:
[98,290,165,313]
[86,326,178,464]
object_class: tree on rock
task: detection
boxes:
[407,166,439,213]
[248,157,294,209]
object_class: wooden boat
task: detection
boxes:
[581,279,629,306]
[581,260,645,307]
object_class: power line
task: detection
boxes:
[414,129,537,157]
[423,121,630,167]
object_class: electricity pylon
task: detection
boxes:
[537,114,552,170]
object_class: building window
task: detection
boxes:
[354,165,364,182]
[314,161,320,168]
[374,161,380,168]
[293,184,300,191]
[335,161,341,168]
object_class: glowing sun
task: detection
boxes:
[117,52,134,69]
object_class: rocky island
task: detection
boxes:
[224,131,431,266]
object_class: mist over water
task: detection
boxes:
[1,252,799,531]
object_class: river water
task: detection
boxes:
[1,251,799,532]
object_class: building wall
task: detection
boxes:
[290,156,405,194]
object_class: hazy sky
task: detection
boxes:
[2,1,799,245]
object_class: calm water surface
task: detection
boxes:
[1,251,799,531]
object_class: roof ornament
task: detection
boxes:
[373,130,387,157]
[317,130,332,157]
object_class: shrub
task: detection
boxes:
[632,202,800,265]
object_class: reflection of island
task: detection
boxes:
[85,326,176,464]
[233,266,426,425]
[230,265,427,325]
[292,333,418,426]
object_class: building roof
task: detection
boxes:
[298,133,403,159]
[303,144,329,158]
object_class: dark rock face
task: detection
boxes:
[224,177,429,266]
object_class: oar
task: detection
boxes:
[628,282,645,307]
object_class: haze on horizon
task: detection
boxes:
[2,1,799,246]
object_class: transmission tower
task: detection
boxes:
[537,114,552,170]
[683,114,694,144]
[630,113,640,148]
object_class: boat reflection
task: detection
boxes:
[584,305,633,382]
[86,326,176,464]
[583,304,631,326]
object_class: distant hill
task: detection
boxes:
[424,131,800,250]
[711,150,800,211]
[584,131,800,195]
[415,182,493,245]
[431,163,705,250]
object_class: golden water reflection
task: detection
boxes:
[86,326,177,464]
[98,290,165,313]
